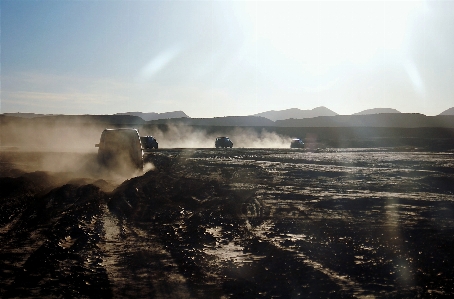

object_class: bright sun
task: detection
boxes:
[241,1,425,75]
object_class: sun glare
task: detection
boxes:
[242,1,425,75]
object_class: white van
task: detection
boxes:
[95,129,143,173]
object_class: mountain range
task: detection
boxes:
[252,106,338,121]
[2,108,454,151]
[251,106,454,121]
[114,111,188,121]
[275,113,454,128]
[439,107,454,116]
[3,107,454,123]
[352,108,401,115]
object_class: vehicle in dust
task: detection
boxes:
[290,138,305,148]
[95,128,143,172]
[215,137,233,148]
[140,136,158,149]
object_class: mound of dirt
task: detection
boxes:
[1,181,109,298]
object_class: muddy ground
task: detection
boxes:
[1,148,454,298]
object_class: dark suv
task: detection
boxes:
[140,136,158,149]
[95,128,143,173]
[290,138,305,148]
[215,137,233,148]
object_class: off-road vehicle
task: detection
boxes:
[95,128,143,173]
[140,136,158,149]
[215,137,233,148]
[290,138,304,148]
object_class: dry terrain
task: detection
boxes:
[1,148,454,298]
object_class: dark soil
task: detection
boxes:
[1,148,454,298]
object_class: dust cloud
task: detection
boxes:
[1,123,140,186]
[143,162,156,173]
[1,121,102,152]
[142,123,215,148]
[140,123,291,148]
[229,127,290,148]
[2,118,293,152]
[1,120,291,185]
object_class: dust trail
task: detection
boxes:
[140,123,291,148]
[1,117,146,183]
[1,119,103,152]
[229,127,290,148]
[100,205,191,298]
[143,162,156,173]
[249,220,372,298]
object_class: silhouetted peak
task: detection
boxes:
[115,111,189,121]
[439,107,454,116]
[252,107,338,121]
[353,108,401,115]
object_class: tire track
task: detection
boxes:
[248,220,372,298]
[100,205,192,298]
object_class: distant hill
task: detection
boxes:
[115,111,189,121]
[276,113,454,128]
[0,114,146,125]
[439,107,454,116]
[4,110,454,129]
[253,106,338,121]
[3,113,57,118]
[2,111,188,122]
[353,108,401,115]
[148,116,275,127]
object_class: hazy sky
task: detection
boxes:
[1,0,453,117]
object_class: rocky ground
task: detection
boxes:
[1,148,454,298]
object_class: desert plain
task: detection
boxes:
[1,145,453,298]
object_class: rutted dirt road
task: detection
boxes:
[1,148,454,298]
